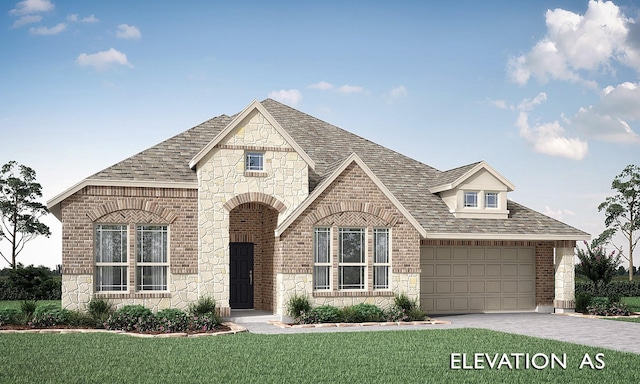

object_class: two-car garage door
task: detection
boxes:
[420,246,535,314]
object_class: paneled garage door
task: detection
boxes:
[420,246,535,313]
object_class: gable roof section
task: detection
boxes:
[189,99,315,170]
[275,152,427,238]
[429,160,515,193]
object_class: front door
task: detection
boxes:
[229,242,254,309]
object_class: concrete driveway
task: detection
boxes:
[234,312,640,355]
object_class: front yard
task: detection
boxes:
[1,329,638,383]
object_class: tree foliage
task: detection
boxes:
[575,240,621,297]
[598,164,640,281]
[0,161,51,269]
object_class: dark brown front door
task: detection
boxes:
[229,242,253,309]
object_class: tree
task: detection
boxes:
[0,161,51,269]
[575,240,621,297]
[598,164,640,281]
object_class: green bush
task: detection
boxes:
[575,293,592,313]
[1,265,61,300]
[20,300,38,318]
[87,298,114,326]
[286,294,311,318]
[0,308,20,326]
[30,305,72,328]
[156,308,190,333]
[104,305,155,332]
[406,307,428,321]
[394,293,415,312]
[587,301,630,316]
[342,303,384,323]
[188,296,217,317]
[300,305,341,324]
[576,280,640,297]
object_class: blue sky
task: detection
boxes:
[1,0,639,269]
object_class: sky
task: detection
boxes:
[1,0,639,269]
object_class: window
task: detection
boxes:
[464,191,478,207]
[245,152,264,171]
[136,225,168,291]
[373,229,390,289]
[95,224,128,291]
[313,228,331,290]
[338,228,365,290]
[485,192,499,208]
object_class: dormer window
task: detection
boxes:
[464,192,478,208]
[485,192,499,208]
[245,152,264,171]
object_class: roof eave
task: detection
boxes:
[423,232,590,241]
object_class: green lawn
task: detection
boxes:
[621,297,640,312]
[0,329,638,383]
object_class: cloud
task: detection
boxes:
[516,93,589,160]
[337,84,366,94]
[76,48,133,71]
[508,0,638,85]
[116,24,141,39]
[307,81,334,90]
[543,206,576,221]
[12,14,41,27]
[268,89,302,106]
[388,85,407,98]
[488,99,509,110]
[29,23,66,35]
[9,0,53,16]
[68,14,99,23]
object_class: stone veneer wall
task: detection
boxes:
[59,186,198,311]
[197,110,309,314]
[275,162,421,316]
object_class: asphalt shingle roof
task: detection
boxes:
[87,99,588,238]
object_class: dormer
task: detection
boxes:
[429,161,514,219]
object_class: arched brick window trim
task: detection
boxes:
[86,199,178,223]
[223,192,287,213]
[306,202,398,226]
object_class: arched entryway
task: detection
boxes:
[228,202,279,312]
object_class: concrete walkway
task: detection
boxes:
[231,312,640,355]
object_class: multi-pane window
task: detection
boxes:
[464,191,478,207]
[373,229,390,290]
[95,225,128,291]
[338,228,365,290]
[313,228,331,290]
[245,152,264,171]
[136,225,168,291]
[485,192,499,208]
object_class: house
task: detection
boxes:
[47,99,589,318]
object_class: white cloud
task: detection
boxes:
[543,206,576,221]
[516,93,589,160]
[9,0,54,16]
[389,85,407,98]
[508,0,638,85]
[68,14,99,23]
[116,24,141,40]
[76,48,133,71]
[307,81,334,90]
[488,99,509,109]
[268,89,302,106]
[12,14,41,28]
[337,84,366,94]
[29,23,66,35]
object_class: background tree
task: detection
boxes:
[575,240,621,297]
[598,164,640,281]
[0,161,51,269]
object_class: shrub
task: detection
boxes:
[286,294,311,318]
[394,293,415,312]
[575,293,592,313]
[188,296,217,317]
[576,280,640,297]
[575,241,621,296]
[156,309,190,333]
[20,300,38,318]
[342,303,384,323]
[0,308,20,326]
[406,307,428,321]
[104,305,155,332]
[384,306,409,322]
[87,298,114,326]
[587,302,631,316]
[191,314,222,332]
[30,305,72,328]
[299,305,341,324]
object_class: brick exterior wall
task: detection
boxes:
[60,186,198,296]
[229,202,278,311]
[277,162,421,300]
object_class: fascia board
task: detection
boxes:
[423,232,591,241]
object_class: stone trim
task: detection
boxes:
[392,268,421,274]
[244,171,268,178]
[87,198,178,223]
[62,267,92,275]
[94,292,172,299]
[216,144,296,152]
[313,291,395,298]
[171,267,197,274]
[554,299,575,309]
[223,192,287,213]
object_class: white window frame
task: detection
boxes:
[313,227,331,290]
[373,228,390,290]
[464,191,478,208]
[485,192,499,209]
[135,225,169,292]
[95,224,128,292]
[245,152,264,171]
[338,227,366,290]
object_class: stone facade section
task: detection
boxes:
[197,110,309,314]
[554,240,576,312]
[59,186,198,310]
[275,162,421,316]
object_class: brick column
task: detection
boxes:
[554,241,576,313]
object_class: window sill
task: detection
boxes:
[312,291,394,298]
[95,292,171,299]
[244,171,267,177]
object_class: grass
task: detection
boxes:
[0,329,638,383]
[621,297,640,312]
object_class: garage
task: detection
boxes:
[420,245,535,314]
